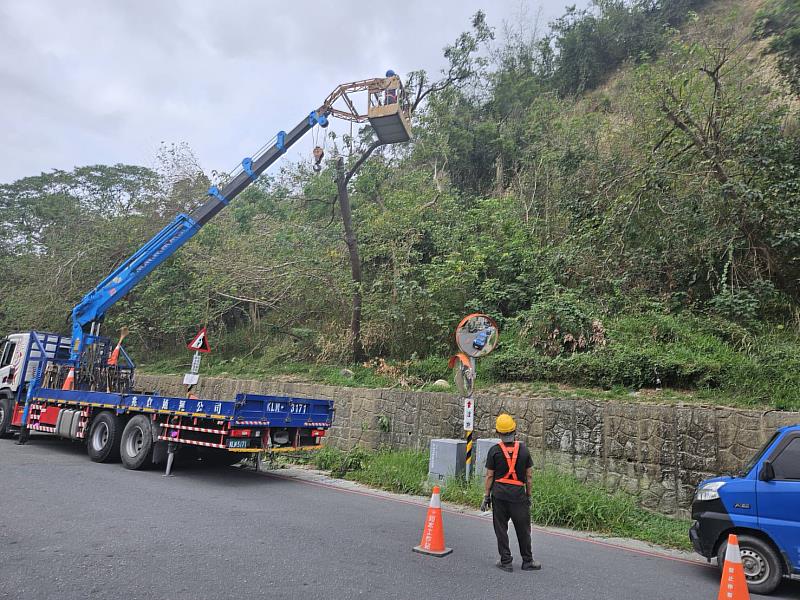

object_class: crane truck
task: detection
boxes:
[0,74,411,471]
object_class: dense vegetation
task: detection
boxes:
[2,0,799,408]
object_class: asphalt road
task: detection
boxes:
[1,436,798,600]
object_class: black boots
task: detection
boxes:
[496,561,513,573]
[521,560,542,571]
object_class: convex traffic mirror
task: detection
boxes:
[455,313,499,358]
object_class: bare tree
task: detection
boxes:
[335,156,366,361]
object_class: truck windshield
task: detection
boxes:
[739,431,780,477]
[0,341,15,367]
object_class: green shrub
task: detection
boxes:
[405,356,450,382]
[483,312,800,409]
[515,288,606,357]
[346,450,430,495]
[311,447,371,477]
[312,447,346,471]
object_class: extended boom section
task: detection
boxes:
[70,74,411,358]
[69,108,331,359]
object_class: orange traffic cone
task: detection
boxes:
[718,534,751,600]
[107,327,129,366]
[413,486,452,557]
[62,368,75,391]
[107,345,121,367]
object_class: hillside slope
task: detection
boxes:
[1,0,799,409]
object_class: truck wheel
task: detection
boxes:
[120,415,154,470]
[718,534,784,595]
[87,411,122,463]
[0,396,13,438]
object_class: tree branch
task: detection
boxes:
[344,140,384,185]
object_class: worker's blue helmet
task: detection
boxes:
[386,69,396,77]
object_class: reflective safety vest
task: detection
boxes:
[495,441,525,487]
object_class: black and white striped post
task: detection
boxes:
[464,407,474,478]
[453,315,497,481]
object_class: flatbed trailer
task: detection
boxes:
[1,331,333,470]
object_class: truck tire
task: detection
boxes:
[0,395,13,438]
[120,415,154,470]
[87,411,122,463]
[718,534,784,595]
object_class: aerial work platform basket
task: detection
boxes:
[323,74,413,145]
[366,76,412,144]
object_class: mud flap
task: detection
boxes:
[152,440,168,465]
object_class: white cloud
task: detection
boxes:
[0,0,583,183]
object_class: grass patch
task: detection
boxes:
[140,355,397,389]
[288,447,692,551]
[306,447,430,495]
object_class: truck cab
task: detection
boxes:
[690,424,800,595]
[0,332,71,436]
[0,333,30,394]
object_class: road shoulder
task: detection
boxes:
[250,463,708,567]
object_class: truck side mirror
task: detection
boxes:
[759,460,775,482]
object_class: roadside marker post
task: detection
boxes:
[451,314,498,480]
[462,361,476,479]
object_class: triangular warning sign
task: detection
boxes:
[187,327,211,353]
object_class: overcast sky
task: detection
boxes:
[0,0,585,184]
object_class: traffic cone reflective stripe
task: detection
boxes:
[412,486,452,557]
[62,368,75,391]
[717,534,750,600]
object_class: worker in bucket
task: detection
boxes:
[384,69,398,104]
[481,413,541,572]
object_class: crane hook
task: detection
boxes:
[312,146,324,173]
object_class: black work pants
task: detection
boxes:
[492,497,532,564]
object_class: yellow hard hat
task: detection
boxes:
[495,413,516,434]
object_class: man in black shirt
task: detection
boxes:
[481,413,542,572]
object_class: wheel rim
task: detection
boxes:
[125,426,145,458]
[0,403,5,424]
[91,422,109,452]
[741,548,770,585]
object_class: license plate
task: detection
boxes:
[227,439,250,449]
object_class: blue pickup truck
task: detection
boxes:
[690,424,800,595]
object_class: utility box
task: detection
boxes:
[428,438,466,481]
[475,438,501,479]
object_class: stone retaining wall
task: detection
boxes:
[137,374,800,516]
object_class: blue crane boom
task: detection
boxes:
[69,108,331,359]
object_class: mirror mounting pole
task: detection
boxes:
[760,460,775,482]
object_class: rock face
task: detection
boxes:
[137,374,800,516]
